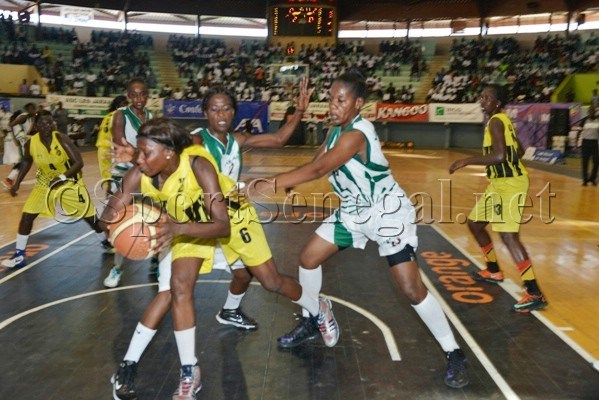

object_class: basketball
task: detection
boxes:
[108,204,164,260]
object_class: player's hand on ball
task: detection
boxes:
[150,219,178,252]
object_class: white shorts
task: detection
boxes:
[158,251,173,292]
[316,196,419,257]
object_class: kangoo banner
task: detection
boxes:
[376,103,429,122]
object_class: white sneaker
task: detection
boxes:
[1,251,26,268]
[172,364,201,399]
[103,266,122,288]
[317,296,340,347]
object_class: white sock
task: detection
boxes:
[293,290,319,317]
[16,234,29,252]
[223,290,245,310]
[174,327,197,366]
[7,168,18,181]
[299,265,322,317]
[114,252,124,267]
[123,322,157,363]
[412,292,459,353]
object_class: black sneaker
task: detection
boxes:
[148,255,159,275]
[110,360,138,400]
[101,239,115,254]
[444,349,469,389]
[278,315,320,348]
[216,308,258,330]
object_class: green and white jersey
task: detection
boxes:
[112,106,152,177]
[120,106,152,148]
[191,127,242,181]
[326,116,403,215]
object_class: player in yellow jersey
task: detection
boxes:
[103,118,324,400]
[450,84,547,313]
[1,111,104,269]
[96,95,128,191]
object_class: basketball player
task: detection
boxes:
[95,95,128,190]
[1,111,103,269]
[450,84,548,313]
[189,77,313,330]
[104,118,331,400]
[245,71,469,389]
[104,78,153,288]
[1,103,36,190]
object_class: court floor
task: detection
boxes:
[1,147,598,399]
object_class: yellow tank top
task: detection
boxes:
[29,131,81,184]
[95,111,116,148]
[483,113,528,179]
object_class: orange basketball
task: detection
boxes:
[108,204,164,260]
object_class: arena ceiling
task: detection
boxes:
[4,1,599,22]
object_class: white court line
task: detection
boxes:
[430,224,599,371]
[419,271,520,400]
[0,231,95,285]
[0,281,401,361]
[327,294,401,361]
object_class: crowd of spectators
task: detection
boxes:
[0,23,157,97]
[428,33,599,103]
[166,35,426,104]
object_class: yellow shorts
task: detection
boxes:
[171,236,215,274]
[468,175,529,233]
[23,181,96,219]
[97,147,112,180]
[219,203,272,267]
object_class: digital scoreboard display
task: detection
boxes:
[271,5,335,37]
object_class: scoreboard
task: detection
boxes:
[270,0,337,38]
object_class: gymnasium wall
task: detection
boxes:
[552,73,599,103]
[0,65,46,95]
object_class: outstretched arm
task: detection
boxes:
[98,166,142,233]
[449,118,507,174]
[234,77,314,148]
[249,130,366,194]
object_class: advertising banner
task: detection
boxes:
[505,103,582,150]
[429,103,483,123]
[46,95,163,118]
[163,100,204,119]
[376,103,429,122]
[0,98,10,112]
[269,101,377,122]
[232,102,269,134]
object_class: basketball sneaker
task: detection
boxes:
[101,239,115,254]
[110,360,138,400]
[512,291,548,313]
[172,364,201,400]
[444,349,469,389]
[278,314,320,348]
[317,296,340,347]
[1,178,13,191]
[104,266,122,288]
[1,250,26,269]
[148,255,159,275]
[471,269,504,284]
[216,308,258,330]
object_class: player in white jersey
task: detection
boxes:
[103,77,153,288]
[2,103,36,190]
[189,77,314,330]
[245,71,469,389]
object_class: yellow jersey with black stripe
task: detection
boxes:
[483,113,528,179]
[30,131,81,185]
[95,110,116,148]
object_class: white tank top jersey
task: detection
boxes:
[325,115,407,215]
[191,127,242,181]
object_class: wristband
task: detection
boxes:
[58,174,67,181]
